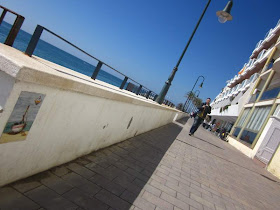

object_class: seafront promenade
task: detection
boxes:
[1,118,280,210]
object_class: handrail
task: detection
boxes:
[0,5,25,46]
[24,25,175,107]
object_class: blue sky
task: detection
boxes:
[1,0,280,105]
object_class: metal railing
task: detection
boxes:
[264,29,273,40]
[0,5,25,46]
[24,25,175,107]
[255,40,263,50]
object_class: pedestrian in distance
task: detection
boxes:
[189,98,212,136]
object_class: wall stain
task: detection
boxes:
[127,117,133,129]
[134,131,138,136]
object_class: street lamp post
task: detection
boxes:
[191,90,201,112]
[156,0,233,104]
[183,75,205,112]
[194,90,201,97]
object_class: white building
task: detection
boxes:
[210,19,280,179]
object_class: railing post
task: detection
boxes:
[120,76,128,89]
[4,15,25,46]
[146,90,152,99]
[0,9,7,25]
[153,94,158,101]
[25,25,44,56]
[136,85,142,95]
[91,61,103,80]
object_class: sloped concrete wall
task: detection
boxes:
[0,44,186,186]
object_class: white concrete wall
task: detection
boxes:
[228,117,278,159]
[251,117,274,158]
[268,144,280,179]
[0,71,15,113]
[0,44,187,186]
[228,136,255,158]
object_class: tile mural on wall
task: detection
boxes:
[0,91,45,143]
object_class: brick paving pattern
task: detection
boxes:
[1,117,280,210]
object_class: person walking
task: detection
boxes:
[189,98,211,136]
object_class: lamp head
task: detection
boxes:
[216,0,233,23]
[199,82,204,88]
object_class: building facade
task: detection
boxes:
[210,20,280,178]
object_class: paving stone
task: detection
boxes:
[149,179,176,197]
[190,183,212,197]
[95,189,131,210]
[143,183,162,197]
[40,172,73,194]
[113,175,142,195]
[63,188,108,210]
[155,167,170,176]
[78,182,102,197]
[126,167,150,182]
[11,179,42,193]
[51,166,71,177]
[0,187,39,210]
[90,174,125,196]
[75,157,91,166]
[190,193,215,210]
[156,170,179,185]
[25,185,77,210]
[120,190,156,210]
[66,163,95,179]
[160,192,190,210]
[201,193,226,209]
[132,177,146,188]
[142,191,173,210]
[150,174,167,184]
[62,172,90,187]
[178,182,202,197]
[176,192,203,210]
[168,173,192,187]
[165,180,190,197]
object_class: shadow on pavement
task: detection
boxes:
[2,123,183,210]
[176,116,189,125]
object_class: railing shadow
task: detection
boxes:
[81,123,183,209]
[6,123,183,209]
[176,116,190,125]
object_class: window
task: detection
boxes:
[240,106,271,144]
[259,86,280,101]
[274,104,280,117]
[237,109,250,127]
[233,109,250,137]
[249,91,260,103]
[267,59,275,70]
[233,127,241,137]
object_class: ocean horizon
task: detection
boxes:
[0,21,175,106]
[0,21,132,90]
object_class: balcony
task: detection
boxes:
[272,56,280,71]
[255,47,273,65]
[239,79,249,92]
[210,104,239,118]
[251,19,280,59]
[232,84,242,95]
[244,58,256,73]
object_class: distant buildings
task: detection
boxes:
[210,19,280,178]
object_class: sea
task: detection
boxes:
[0,21,133,90]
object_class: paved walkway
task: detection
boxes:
[1,117,280,210]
